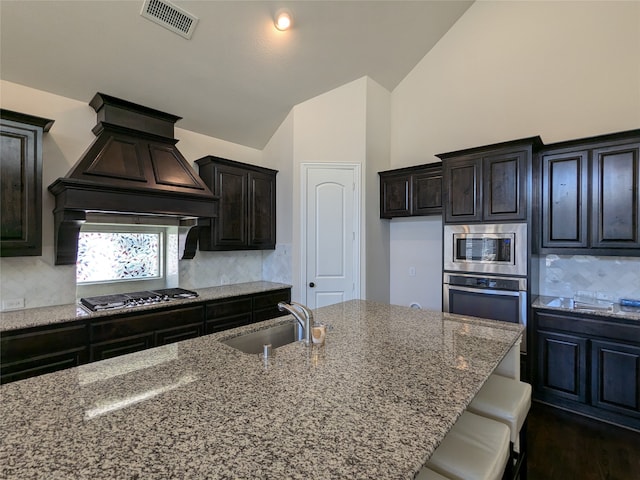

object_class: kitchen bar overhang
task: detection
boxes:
[47,93,219,265]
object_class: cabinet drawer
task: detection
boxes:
[1,323,88,361]
[253,289,291,310]
[253,289,291,323]
[206,298,252,320]
[206,313,252,334]
[155,323,203,346]
[91,306,203,343]
[90,333,155,361]
[1,348,87,384]
[536,310,640,344]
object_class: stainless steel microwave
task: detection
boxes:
[443,223,527,276]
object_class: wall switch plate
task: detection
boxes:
[409,267,416,276]
[2,298,25,311]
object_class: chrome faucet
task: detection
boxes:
[278,301,314,346]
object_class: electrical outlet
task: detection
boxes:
[2,298,25,311]
[409,267,416,276]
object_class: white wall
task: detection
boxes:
[391,0,640,165]
[289,78,368,303]
[388,0,640,309]
[365,78,391,303]
[288,77,391,303]
[0,80,270,308]
[261,110,295,285]
[390,216,443,311]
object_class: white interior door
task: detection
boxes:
[303,164,360,309]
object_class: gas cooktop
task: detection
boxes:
[80,288,198,312]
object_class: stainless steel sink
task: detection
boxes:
[220,322,304,354]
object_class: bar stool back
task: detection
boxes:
[468,373,532,479]
[422,411,510,480]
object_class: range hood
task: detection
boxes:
[48,93,218,265]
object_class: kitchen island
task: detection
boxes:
[0,300,523,479]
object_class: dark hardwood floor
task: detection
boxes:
[527,402,640,480]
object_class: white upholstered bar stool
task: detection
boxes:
[421,411,511,480]
[468,341,532,479]
[415,466,450,480]
[466,374,531,479]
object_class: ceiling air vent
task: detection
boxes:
[140,0,198,39]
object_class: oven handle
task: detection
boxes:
[445,285,522,296]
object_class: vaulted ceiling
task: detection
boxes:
[0,1,472,149]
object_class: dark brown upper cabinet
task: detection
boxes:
[197,156,277,250]
[379,163,442,218]
[591,141,640,249]
[441,156,482,223]
[539,130,640,255]
[541,149,589,248]
[1,110,54,257]
[438,138,540,224]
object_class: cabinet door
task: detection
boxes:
[536,330,588,403]
[591,142,640,248]
[591,340,640,419]
[483,150,527,221]
[413,168,443,215]
[0,121,42,256]
[380,172,411,218]
[248,169,276,248]
[541,150,589,248]
[443,156,481,223]
[1,323,88,384]
[215,164,248,248]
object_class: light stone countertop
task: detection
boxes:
[0,281,291,332]
[0,300,523,480]
[532,295,640,322]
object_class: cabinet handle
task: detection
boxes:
[309,282,315,288]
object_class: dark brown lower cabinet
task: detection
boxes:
[205,288,291,333]
[253,288,291,323]
[90,305,204,361]
[205,297,253,334]
[533,309,640,430]
[591,340,640,420]
[1,287,291,383]
[0,323,88,384]
[536,330,588,403]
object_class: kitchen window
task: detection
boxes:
[77,228,163,283]
[76,220,180,297]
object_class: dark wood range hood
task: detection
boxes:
[48,93,218,265]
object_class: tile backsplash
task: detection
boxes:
[261,243,292,285]
[538,254,640,302]
[1,245,293,310]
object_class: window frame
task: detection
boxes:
[75,220,179,299]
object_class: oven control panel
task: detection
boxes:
[445,274,525,292]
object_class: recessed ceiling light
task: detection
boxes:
[274,8,292,31]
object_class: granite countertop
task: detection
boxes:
[0,300,523,480]
[532,295,640,322]
[0,281,291,332]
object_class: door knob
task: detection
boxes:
[309,282,315,288]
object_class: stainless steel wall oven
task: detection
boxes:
[443,223,528,353]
